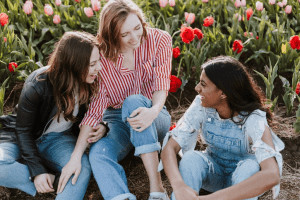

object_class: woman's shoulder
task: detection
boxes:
[245,109,267,123]
[26,66,49,84]
[146,27,172,43]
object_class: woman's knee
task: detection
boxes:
[232,159,260,184]
[179,151,208,174]
[122,95,151,116]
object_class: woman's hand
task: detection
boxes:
[57,157,81,194]
[87,123,107,143]
[127,107,157,132]
[34,173,55,193]
[173,183,199,200]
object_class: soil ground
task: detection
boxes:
[0,80,300,200]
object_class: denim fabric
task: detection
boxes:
[89,94,171,200]
[0,142,36,196]
[0,131,91,200]
[164,95,284,199]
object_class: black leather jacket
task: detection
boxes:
[15,67,86,179]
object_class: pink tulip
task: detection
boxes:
[23,2,32,15]
[25,0,33,8]
[53,15,61,24]
[3,37,7,42]
[282,0,287,6]
[44,4,53,16]
[234,0,241,8]
[285,5,292,14]
[241,0,246,7]
[256,1,264,11]
[202,0,209,2]
[169,0,175,7]
[234,13,242,21]
[84,7,94,17]
[269,0,276,5]
[159,0,168,8]
[55,0,61,6]
[185,12,195,24]
[75,0,81,2]
[91,0,101,11]
[277,2,283,7]
[299,0,300,3]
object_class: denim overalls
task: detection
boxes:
[160,95,284,200]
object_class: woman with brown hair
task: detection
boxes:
[59,0,173,199]
[0,31,105,199]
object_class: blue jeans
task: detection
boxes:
[0,131,91,200]
[89,94,171,200]
[171,151,260,200]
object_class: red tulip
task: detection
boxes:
[8,62,18,72]
[232,40,243,54]
[173,47,181,58]
[0,13,9,26]
[169,75,182,93]
[203,16,214,27]
[180,26,195,44]
[193,28,203,40]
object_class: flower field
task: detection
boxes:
[0,0,300,199]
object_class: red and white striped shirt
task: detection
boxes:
[80,28,172,127]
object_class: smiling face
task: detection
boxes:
[195,70,224,109]
[119,13,143,52]
[85,46,101,84]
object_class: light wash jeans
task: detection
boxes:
[171,151,260,200]
[0,131,91,200]
[89,94,171,200]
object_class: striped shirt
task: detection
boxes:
[80,28,172,127]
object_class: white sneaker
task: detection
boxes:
[148,191,170,200]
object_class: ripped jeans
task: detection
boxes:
[172,151,260,200]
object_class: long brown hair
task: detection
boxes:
[45,31,99,122]
[202,56,272,124]
[97,0,148,62]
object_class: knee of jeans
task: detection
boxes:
[179,151,206,174]
[122,95,150,115]
[232,159,260,184]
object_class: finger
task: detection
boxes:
[57,174,69,194]
[137,126,146,132]
[72,169,80,185]
[88,136,98,143]
[129,107,142,118]
[93,124,102,130]
[47,175,54,189]
[57,177,66,193]
[39,183,47,193]
[44,181,54,193]
[36,185,42,193]
[127,116,141,123]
